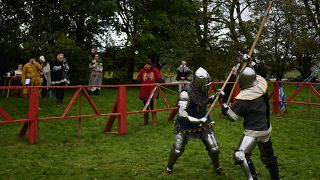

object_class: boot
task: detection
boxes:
[258,140,280,180]
[162,167,172,176]
[95,89,100,95]
[215,167,226,176]
[210,151,226,176]
[142,113,149,125]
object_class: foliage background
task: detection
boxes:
[1,0,320,84]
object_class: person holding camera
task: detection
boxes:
[51,53,70,104]
[21,56,43,95]
[88,53,103,95]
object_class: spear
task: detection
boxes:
[205,64,239,118]
[227,0,273,104]
[204,1,273,117]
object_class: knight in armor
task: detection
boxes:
[221,67,279,180]
[162,67,225,176]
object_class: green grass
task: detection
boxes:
[0,86,320,179]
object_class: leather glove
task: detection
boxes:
[216,89,225,97]
[209,89,225,103]
[242,54,251,62]
[199,117,208,123]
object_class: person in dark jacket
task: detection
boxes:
[51,53,70,104]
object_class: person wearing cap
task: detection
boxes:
[39,55,51,97]
[137,58,162,126]
[176,61,191,92]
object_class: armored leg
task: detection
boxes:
[166,132,188,172]
[258,139,279,180]
[201,130,220,169]
[233,135,258,180]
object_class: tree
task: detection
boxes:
[111,0,201,81]
[255,0,320,80]
[0,0,28,74]
[5,0,117,84]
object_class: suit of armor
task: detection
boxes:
[163,67,224,175]
[222,67,279,180]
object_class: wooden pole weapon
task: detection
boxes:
[227,1,273,104]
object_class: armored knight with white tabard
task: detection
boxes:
[221,65,280,180]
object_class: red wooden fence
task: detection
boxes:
[0,81,319,144]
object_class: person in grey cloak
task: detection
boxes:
[88,53,103,95]
[39,55,52,97]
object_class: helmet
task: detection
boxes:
[239,67,257,89]
[192,67,211,93]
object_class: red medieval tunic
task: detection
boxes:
[137,66,161,101]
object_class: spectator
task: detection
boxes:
[21,56,42,95]
[14,64,23,77]
[89,48,96,60]
[12,64,23,97]
[176,61,191,92]
[39,55,51,97]
[88,53,103,95]
[137,59,162,126]
[51,53,70,104]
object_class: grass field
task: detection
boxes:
[0,86,320,180]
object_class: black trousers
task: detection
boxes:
[55,83,66,100]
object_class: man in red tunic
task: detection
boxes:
[137,59,162,125]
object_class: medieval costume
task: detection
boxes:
[137,59,162,125]
[21,59,42,95]
[222,67,279,180]
[163,67,224,176]
[88,55,103,95]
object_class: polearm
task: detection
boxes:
[227,0,273,104]
[205,64,238,118]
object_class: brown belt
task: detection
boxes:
[178,122,214,134]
